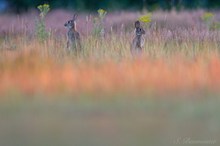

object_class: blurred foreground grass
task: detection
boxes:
[0,93,219,146]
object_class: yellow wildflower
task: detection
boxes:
[139,14,152,23]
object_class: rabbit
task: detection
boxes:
[131,21,146,57]
[64,14,81,53]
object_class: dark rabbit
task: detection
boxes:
[64,14,81,52]
[131,21,145,56]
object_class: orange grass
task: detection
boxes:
[1,51,220,96]
[1,10,220,96]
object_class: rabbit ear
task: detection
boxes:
[135,21,140,28]
[73,14,78,20]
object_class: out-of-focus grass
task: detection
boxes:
[0,11,220,146]
[1,29,220,95]
[0,94,219,146]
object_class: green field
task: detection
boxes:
[0,93,219,146]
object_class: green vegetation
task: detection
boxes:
[92,9,107,37]
[201,12,220,31]
[7,0,220,13]
[0,94,219,146]
[35,4,50,42]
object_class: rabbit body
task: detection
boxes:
[64,14,81,53]
[67,29,81,49]
[131,21,145,57]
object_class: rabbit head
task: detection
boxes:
[64,14,78,30]
[135,21,145,36]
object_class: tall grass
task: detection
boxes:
[1,10,220,96]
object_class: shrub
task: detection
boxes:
[200,12,220,30]
[201,12,214,29]
[92,9,107,38]
[35,4,50,42]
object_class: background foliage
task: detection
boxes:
[6,0,220,13]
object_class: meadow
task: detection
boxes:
[0,9,220,146]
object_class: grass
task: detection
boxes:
[0,10,220,146]
[1,28,220,96]
[0,94,219,146]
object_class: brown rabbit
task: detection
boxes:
[64,14,81,53]
[131,21,145,57]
